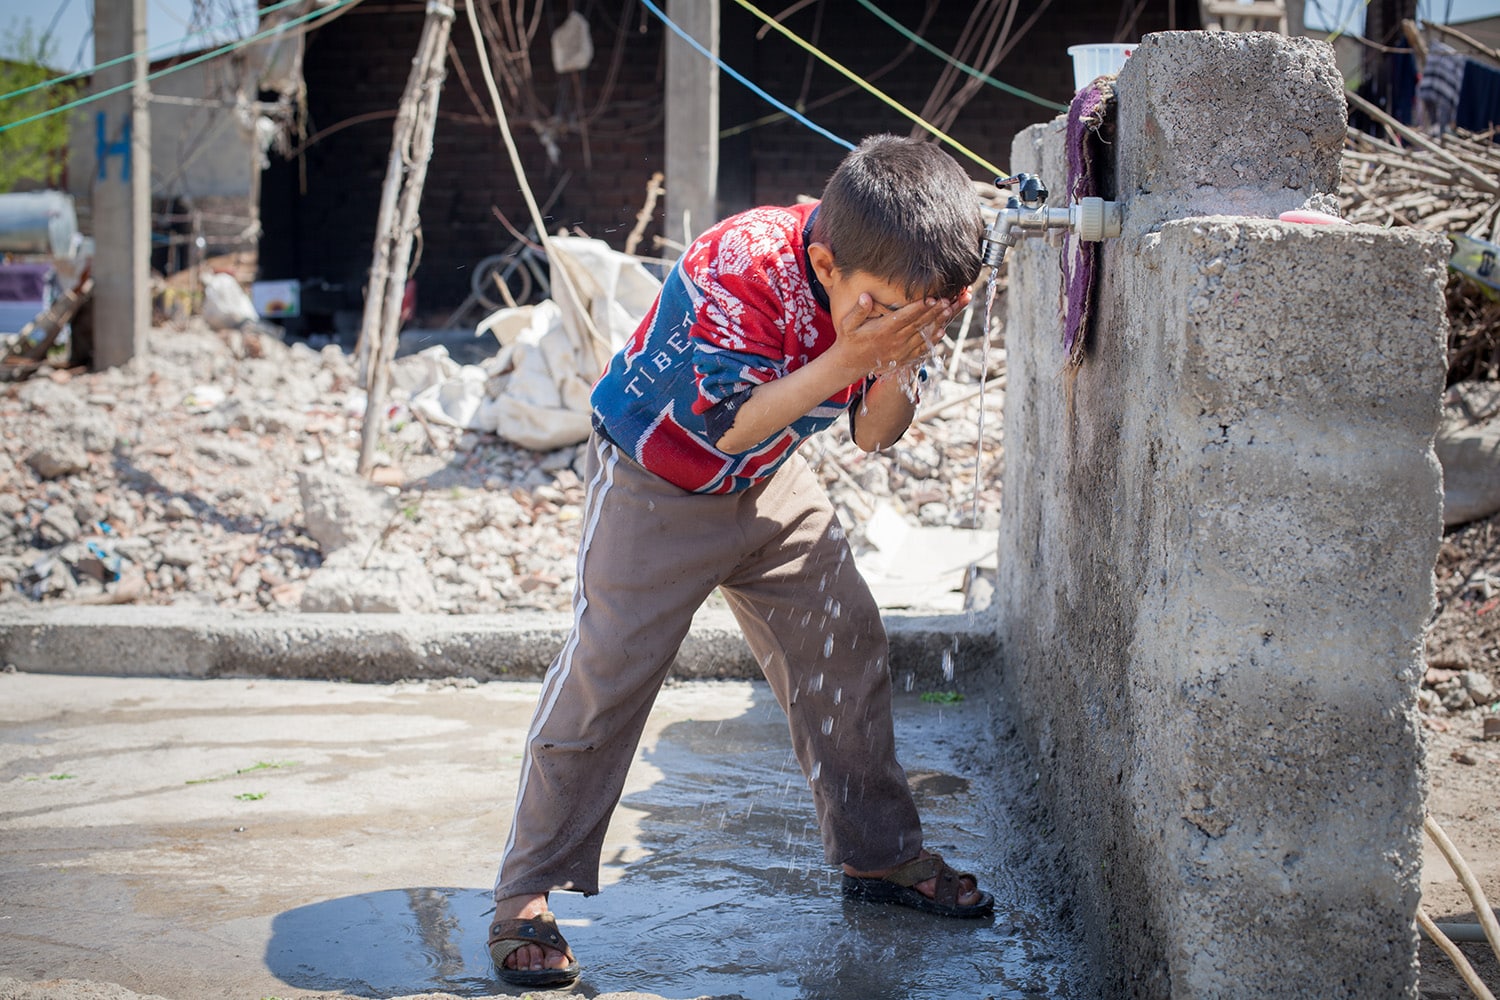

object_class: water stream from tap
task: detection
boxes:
[973,266,1000,528]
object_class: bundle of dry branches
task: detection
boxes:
[1341,124,1500,242]
[1340,90,1500,384]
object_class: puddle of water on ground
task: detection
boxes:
[266,689,1077,999]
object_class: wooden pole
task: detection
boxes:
[357,0,455,478]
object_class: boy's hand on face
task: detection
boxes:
[833,289,971,380]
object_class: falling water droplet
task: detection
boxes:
[809,672,824,692]
[903,672,915,692]
[823,634,834,658]
[810,760,822,781]
[833,687,843,705]
[942,648,955,682]
[821,716,834,736]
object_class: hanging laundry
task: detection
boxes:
[1455,57,1500,136]
[1416,42,1467,131]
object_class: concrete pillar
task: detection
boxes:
[993,31,1448,998]
[90,0,151,370]
[664,0,718,252]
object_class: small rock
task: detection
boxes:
[299,550,439,613]
[163,497,197,521]
[158,543,199,569]
[539,447,576,472]
[1441,683,1474,712]
[26,442,89,480]
[1461,670,1495,706]
[36,505,82,546]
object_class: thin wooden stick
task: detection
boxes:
[1417,908,1497,1000]
[357,0,455,477]
[1346,89,1500,195]
[1426,815,1500,967]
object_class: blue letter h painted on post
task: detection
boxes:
[96,112,132,182]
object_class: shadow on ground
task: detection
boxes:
[265,686,1080,999]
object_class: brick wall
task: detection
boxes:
[259,0,1196,315]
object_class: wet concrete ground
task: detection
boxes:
[0,671,1081,1000]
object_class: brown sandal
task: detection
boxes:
[842,852,994,918]
[487,911,582,987]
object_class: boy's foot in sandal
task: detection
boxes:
[841,850,994,918]
[488,894,581,988]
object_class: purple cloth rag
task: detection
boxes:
[1062,79,1116,366]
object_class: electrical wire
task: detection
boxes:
[637,0,854,151]
[1325,0,1373,43]
[721,0,940,142]
[0,0,312,107]
[853,0,1066,112]
[729,0,1008,179]
[0,0,362,137]
[462,0,609,358]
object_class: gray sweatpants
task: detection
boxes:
[493,433,923,900]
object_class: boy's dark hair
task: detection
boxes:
[811,134,982,301]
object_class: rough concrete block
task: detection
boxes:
[1115,31,1347,223]
[991,29,1450,999]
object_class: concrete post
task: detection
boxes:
[664,0,718,253]
[90,0,151,370]
[993,31,1449,998]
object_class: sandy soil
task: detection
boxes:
[1419,718,1500,999]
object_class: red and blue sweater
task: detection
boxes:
[591,202,863,494]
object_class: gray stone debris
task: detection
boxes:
[0,317,1003,616]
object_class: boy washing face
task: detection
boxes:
[487,134,989,989]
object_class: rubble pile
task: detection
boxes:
[0,318,1005,616]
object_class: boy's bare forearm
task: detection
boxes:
[852,370,919,452]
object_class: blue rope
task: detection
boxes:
[637,0,854,151]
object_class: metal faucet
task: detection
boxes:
[980,173,1122,268]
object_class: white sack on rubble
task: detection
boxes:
[468,238,661,451]
[485,300,593,450]
[400,239,660,450]
[200,272,258,331]
[390,345,460,397]
[408,362,498,432]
